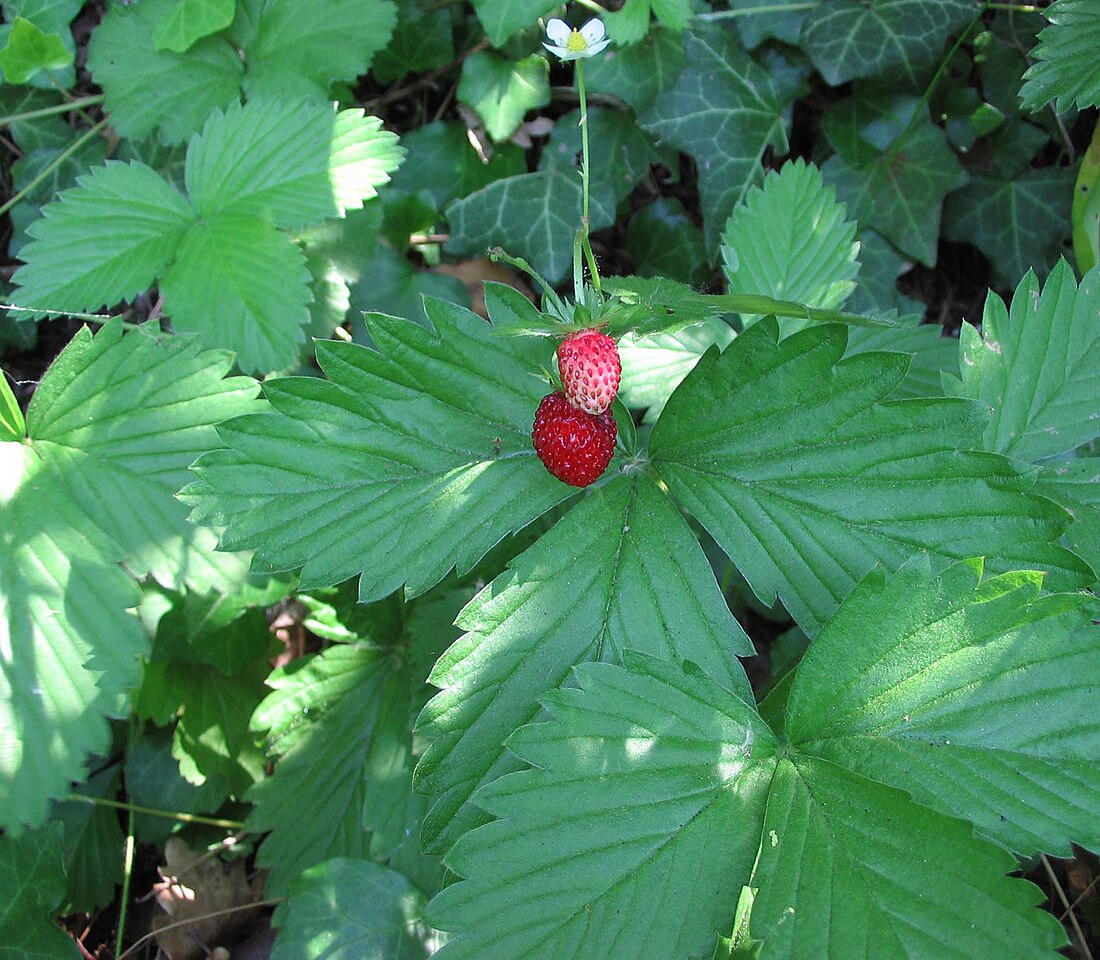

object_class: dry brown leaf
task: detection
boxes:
[431,258,535,317]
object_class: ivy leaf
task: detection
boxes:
[845,228,924,316]
[458,51,549,143]
[87,0,243,144]
[186,290,571,602]
[782,558,1100,856]
[729,0,807,49]
[372,0,454,83]
[822,94,967,266]
[10,160,194,316]
[942,168,1074,287]
[540,107,658,204]
[390,122,525,210]
[956,261,1100,462]
[445,169,615,281]
[0,823,76,959]
[0,321,256,830]
[0,16,72,84]
[152,0,236,53]
[1019,0,1100,113]
[160,213,312,374]
[626,198,708,284]
[469,0,556,47]
[649,318,1089,634]
[585,24,687,113]
[799,0,975,87]
[642,23,791,250]
[415,475,753,853]
[604,0,693,44]
[427,655,775,960]
[722,158,859,332]
[750,755,1064,958]
[185,99,403,230]
[235,0,397,101]
[272,858,429,960]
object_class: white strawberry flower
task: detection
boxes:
[542,17,611,61]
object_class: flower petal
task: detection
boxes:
[545,18,572,45]
[586,37,612,56]
[580,18,606,44]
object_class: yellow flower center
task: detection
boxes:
[565,29,588,52]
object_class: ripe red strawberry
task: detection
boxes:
[557,328,621,415]
[532,391,617,487]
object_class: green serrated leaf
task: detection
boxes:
[272,858,429,960]
[53,768,124,913]
[844,314,959,399]
[161,213,312,374]
[152,0,235,53]
[0,321,258,829]
[1036,457,1100,585]
[0,16,72,84]
[247,646,411,894]
[470,0,556,47]
[957,261,1100,462]
[0,823,77,958]
[458,51,549,143]
[822,94,968,266]
[616,316,735,421]
[414,474,753,852]
[585,23,686,113]
[184,99,403,231]
[236,0,397,100]
[750,755,1065,958]
[943,167,1074,287]
[11,160,195,317]
[845,228,925,316]
[0,370,24,440]
[445,169,615,282]
[642,23,791,250]
[650,318,1089,634]
[186,291,572,601]
[722,158,859,333]
[372,0,454,83]
[427,655,775,960]
[800,0,975,87]
[1020,0,1100,113]
[783,558,1100,857]
[602,275,721,338]
[87,0,243,144]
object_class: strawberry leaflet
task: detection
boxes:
[186,287,572,600]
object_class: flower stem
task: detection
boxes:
[575,59,601,297]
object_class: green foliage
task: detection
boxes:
[12,98,403,372]
[429,562,1088,958]
[0,321,257,830]
[649,318,1088,633]
[0,823,77,958]
[1019,0,1100,113]
[955,261,1100,463]
[3,2,1099,956]
[271,858,429,960]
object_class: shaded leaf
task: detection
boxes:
[186,291,571,601]
[470,0,556,48]
[956,261,1100,461]
[0,823,77,959]
[152,0,235,53]
[415,475,753,852]
[458,51,549,143]
[585,24,686,113]
[642,23,791,250]
[650,318,1088,633]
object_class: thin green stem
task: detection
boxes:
[1,304,143,327]
[573,0,608,14]
[574,59,601,296]
[114,723,138,959]
[700,2,818,18]
[0,93,104,127]
[0,117,107,217]
[63,793,247,830]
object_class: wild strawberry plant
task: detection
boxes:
[0,1,1098,958]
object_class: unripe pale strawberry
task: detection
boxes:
[532,391,616,487]
[556,328,621,415]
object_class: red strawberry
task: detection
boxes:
[532,391,617,487]
[557,328,621,415]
